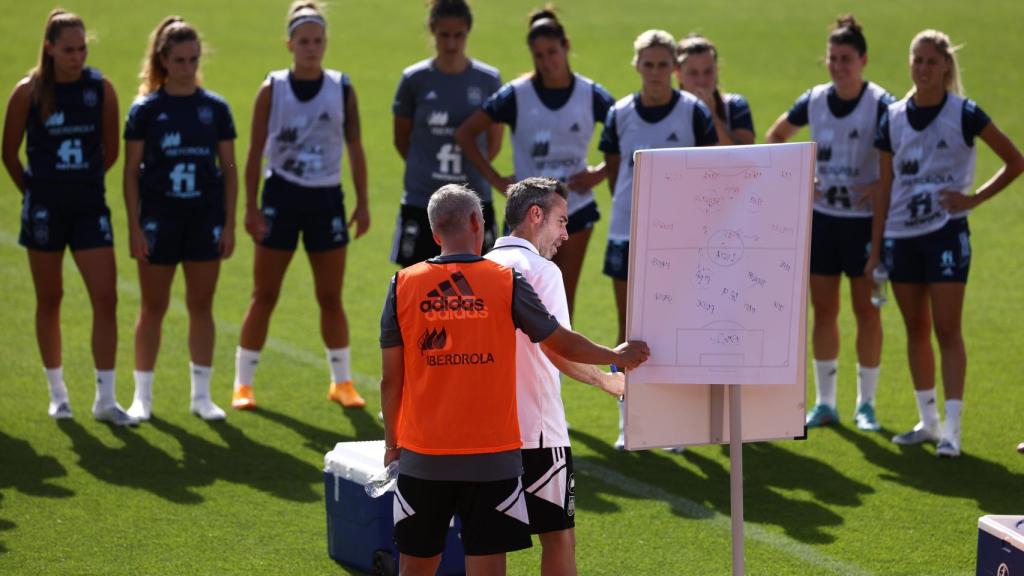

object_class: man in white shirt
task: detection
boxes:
[485,177,623,576]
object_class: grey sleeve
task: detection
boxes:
[510,271,559,343]
[379,275,403,348]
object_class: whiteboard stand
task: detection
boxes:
[729,384,744,576]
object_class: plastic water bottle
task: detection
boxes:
[871,265,888,308]
[364,461,399,498]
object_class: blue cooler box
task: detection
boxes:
[976,515,1024,576]
[324,441,465,576]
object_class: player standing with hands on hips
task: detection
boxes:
[2,9,124,423]
[486,177,624,576]
[233,1,371,410]
[379,184,648,576]
[391,0,503,266]
[766,16,893,431]
[455,7,615,319]
[866,29,1023,457]
[123,16,238,421]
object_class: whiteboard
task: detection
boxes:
[623,143,815,448]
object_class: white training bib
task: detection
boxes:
[263,69,345,187]
[886,93,975,238]
[511,74,596,216]
[608,91,696,241]
[809,81,889,218]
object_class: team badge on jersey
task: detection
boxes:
[467,86,483,106]
[83,88,98,108]
[197,105,214,126]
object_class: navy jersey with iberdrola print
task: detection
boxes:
[25,66,106,193]
[124,87,236,206]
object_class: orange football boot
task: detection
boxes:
[231,384,256,410]
[328,381,366,408]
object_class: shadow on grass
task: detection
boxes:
[149,417,321,503]
[569,428,872,544]
[57,419,207,504]
[250,406,384,455]
[0,428,74,499]
[0,493,13,555]
[835,425,1023,511]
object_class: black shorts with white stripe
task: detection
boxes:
[393,474,532,557]
[521,446,575,534]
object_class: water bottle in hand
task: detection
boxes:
[871,265,888,308]
[364,461,399,498]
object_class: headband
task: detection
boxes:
[288,13,326,37]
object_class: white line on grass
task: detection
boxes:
[0,230,870,574]
[575,459,875,576]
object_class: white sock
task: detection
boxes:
[944,399,963,440]
[914,389,940,430]
[856,364,880,407]
[45,367,68,402]
[133,370,154,403]
[813,359,839,408]
[327,347,351,383]
[191,363,212,401]
[94,369,116,407]
[235,347,260,388]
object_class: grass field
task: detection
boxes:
[1,0,1023,574]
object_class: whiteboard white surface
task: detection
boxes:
[623,143,814,448]
[626,144,815,386]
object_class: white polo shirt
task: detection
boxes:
[485,235,571,449]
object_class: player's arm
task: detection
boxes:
[765,113,798,143]
[864,150,893,276]
[380,345,404,466]
[122,139,147,260]
[218,139,238,259]
[943,122,1024,212]
[100,78,120,171]
[393,115,412,160]
[486,122,504,161]
[344,85,370,238]
[244,81,271,241]
[454,109,511,194]
[541,346,624,396]
[1,80,31,193]
[604,154,620,197]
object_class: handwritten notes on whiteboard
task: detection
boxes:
[626,143,814,386]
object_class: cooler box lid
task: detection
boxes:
[324,440,386,486]
[979,515,1024,550]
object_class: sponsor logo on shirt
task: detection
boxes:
[899,146,922,176]
[45,111,65,128]
[162,132,182,150]
[418,271,489,321]
[531,130,551,158]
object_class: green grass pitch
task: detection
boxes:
[1,1,1022,574]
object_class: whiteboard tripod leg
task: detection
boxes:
[729,384,745,576]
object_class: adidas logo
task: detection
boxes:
[44,111,65,127]
[937,139,949,150]
[418,327,450,352]
[849,129,859,139]
[569,123,580,132]
[425,90,438,101]
[419,271,489,320]
[157,112,169,122]
[319,112,330,122]
[666,132,679,143]
[161,132,181,150]
[428,110,448,127]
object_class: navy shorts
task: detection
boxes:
[390,202,497,266]
[260,173,349,253]
[603,239,630,280]
[19,189,113,252]
[393,474,531,557]
[522,447,575,534]
[809,211,872,278]
[883,218,970,284]
[566,200,600,236]
[139,199,224,265]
